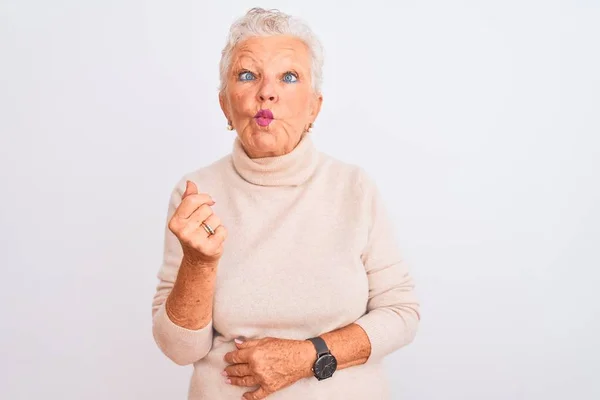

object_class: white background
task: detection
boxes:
[1,0,599,399]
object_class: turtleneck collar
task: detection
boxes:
[231,133,320,187]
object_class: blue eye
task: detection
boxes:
[282,72,298,83]
[238,71,256,81]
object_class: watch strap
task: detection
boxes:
[307,336,329,356]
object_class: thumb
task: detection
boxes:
[183,180,199,198]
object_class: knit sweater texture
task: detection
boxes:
[151,133,420,399]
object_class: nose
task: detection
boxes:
[257,81,278,103]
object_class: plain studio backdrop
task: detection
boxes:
[1,0,599,399]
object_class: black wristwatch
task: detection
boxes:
[307,336,337,380]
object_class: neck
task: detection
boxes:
[244,136,302,159]
[231,133,320,187]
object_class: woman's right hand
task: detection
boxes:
[168,180,227,267]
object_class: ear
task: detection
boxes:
[309,92,323,121]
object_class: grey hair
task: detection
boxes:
[218,8,324,94]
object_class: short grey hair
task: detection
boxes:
[219,8,324,94]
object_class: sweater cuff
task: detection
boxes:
[152,302,213,365]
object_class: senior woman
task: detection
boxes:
[151,7,420,400]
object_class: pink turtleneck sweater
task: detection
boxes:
[151,133,420,399]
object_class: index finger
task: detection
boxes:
[175,193,215,219]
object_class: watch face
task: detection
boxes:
[314,354,337,379]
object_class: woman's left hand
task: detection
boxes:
[223,337,315,400]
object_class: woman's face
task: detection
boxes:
[220,35,323,158]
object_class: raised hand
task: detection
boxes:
[168,180,227,266]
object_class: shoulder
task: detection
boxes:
[316,151,379,199]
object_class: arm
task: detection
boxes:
[222,325,371,400]
[287,171,420,370]
[316,323,371,370]
[165,259,217,330]
[351,170,421,362]
[152,180,224,366]
[152,264,215,366]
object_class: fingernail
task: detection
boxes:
[221,371,228,376]
[225,378,231,384]
[234,338,243,344]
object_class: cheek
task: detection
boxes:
[229,89,253,117]
[281,88,311,118]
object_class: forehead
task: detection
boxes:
[232,35,311,67]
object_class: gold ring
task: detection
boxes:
[201,222,215,236]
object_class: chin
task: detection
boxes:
[247,129,283,155]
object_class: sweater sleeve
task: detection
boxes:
[353,171,421,363]
[151,178,214,366]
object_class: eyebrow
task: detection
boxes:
[231,52,308,77]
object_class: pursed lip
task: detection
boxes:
[254,110,273,119]
[254,109,274,119]
[254,109,274,127]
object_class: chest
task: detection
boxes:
[210,185,369,338]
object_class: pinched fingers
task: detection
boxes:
[186,205,217,229]
[199,213,221,235]
[207,224,227,242]
[175,193,215,219]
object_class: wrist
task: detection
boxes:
[181,256,218,270]
[300,340,316,378]
[305,336,338,380]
